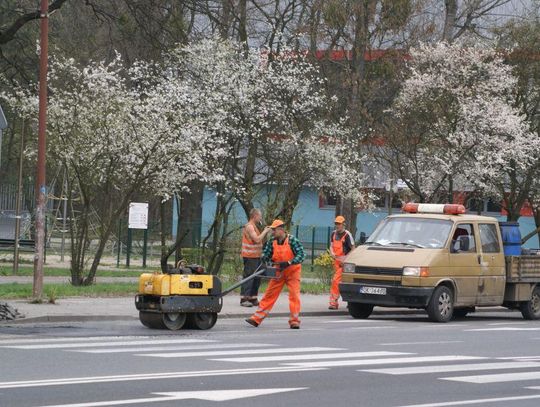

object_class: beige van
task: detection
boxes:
[339,206,540,322]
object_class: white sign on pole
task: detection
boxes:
[128,202,149,229]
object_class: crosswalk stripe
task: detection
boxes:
[465,327,540,331]
[74,343,276,354]
[361,361,540,375]
[212,351,411,363]
[0,366,326,389]
[0,336,160,345]
[3,339,215,350]
[441,370,540,383]
[397,394,540,407]
[285,355,486,368]
[498,356,540,360]
[138,347,343,358]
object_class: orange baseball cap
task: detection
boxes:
[270,219,285,229]
[335,215,346,224]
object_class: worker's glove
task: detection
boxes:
[277,261,290,270]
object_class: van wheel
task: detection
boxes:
[427,286,454,322]
[347,302,374,319]
[521,286,540,320]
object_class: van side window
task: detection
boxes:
[479,223,500,253]
[451,224,476,253]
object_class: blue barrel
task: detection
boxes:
[499,222,522,256]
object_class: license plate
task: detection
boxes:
[360,286,387,295]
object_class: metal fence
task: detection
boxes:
[111,221,340,270]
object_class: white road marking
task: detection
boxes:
[74,343,276,354]
[465,327,540,331]
[212,351,411,363]
[0,367,325,389]
[498,356,540,360]
[442,371,540,383]
[397,394,540,407]
[350,326,395,330]
[36,388,308,407]
[488,322,528,326]
[3,339,214,350]
[138,346,342,358]
[0,336,167,345]
[380,341,463,346]
[323,319,381,323]
[286,355,486,368]
[361,361,540,375]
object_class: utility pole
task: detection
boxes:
[13,120,25,275]
[33,0,49,300]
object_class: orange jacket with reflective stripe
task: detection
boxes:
[241,221,263,258]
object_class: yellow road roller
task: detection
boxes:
[135,262,277,330]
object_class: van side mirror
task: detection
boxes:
[452,235,470,252]
[359,232,367,244]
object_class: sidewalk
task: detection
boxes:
[0,294,512,325]
[2,294,348,324]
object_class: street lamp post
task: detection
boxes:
[33,0,50,300]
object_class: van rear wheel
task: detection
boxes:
[427,286,454,322]
[521,286,540,320]
[347,302,374,319]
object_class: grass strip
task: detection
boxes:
[0,280,328,300]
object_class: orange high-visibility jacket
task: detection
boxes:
[241,221,263,258]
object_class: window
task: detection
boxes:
[319,189,338,208]
[466,197,484,213]
[366,217,452,249]
[479,223,500,253]
[486,198,502,213]
[451,224,476,253]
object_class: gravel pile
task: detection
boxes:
[0,302,23,321]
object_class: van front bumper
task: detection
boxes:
[339,283,434,308]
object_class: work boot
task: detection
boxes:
[245,318,259,327]
[328,304,338,310]
[249,298,259,306]
[289,323,300,329]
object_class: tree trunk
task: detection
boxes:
[336,196,357,238]
[443,0,458,42]
[177,181,204,248]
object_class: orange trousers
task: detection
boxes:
[329,260,343,307]
[251,268,301,326]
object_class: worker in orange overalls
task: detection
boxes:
[240,208,272,307]
[329,215,355,310]
[245,219,306,329]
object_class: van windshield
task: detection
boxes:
[366,217,453,249]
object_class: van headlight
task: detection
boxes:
[402,266,429,277]
[343,263,355,273]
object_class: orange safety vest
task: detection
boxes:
[331,231,350,257]
[272,235,301,273]
[241,221,263,258]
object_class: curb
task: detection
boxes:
[0,307,514,325]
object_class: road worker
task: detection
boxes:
[240,208,272,307]
[245,219,305,329]
[328,215,355,310]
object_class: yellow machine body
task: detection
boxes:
[138,273,214,296]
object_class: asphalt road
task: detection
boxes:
[1,310,540,407]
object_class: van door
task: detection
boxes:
[449,223,481,306]
[477,223,506,305]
